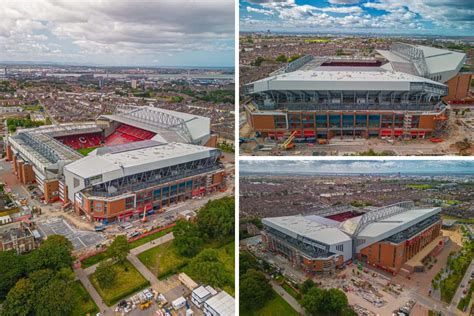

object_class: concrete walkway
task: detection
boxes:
[82,232,174,276]
[270,280,304,315]
[130,232,174,256]
[75,268,114,316]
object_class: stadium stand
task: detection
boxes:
[326,211,362,222]
[56,133,103,150]
[105,124,156,146]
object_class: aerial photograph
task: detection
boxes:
[239,0,473,156]
[240,160,474,316]
[0,1,235,316]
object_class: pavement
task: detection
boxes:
[76,232,176,314]
[449,259,474,313]
[270,280,304,315]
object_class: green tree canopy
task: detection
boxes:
[1,278,34,316]
[276,54,288,63]
[239,251,259,275]
[302,287,350,316]
[95,260,117,288]
[186,249,229,288]
[239,269,274,311]
[174,219,203,257]
[301,278,316,295]
[26,235,73,272]
[0,250,26,299]
[197,196,234,240]
[107,235,130,264]
[34,278,77,316]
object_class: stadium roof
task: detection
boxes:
[204,291,235,316]
[262,215,352,246]
[100,106,210,145]
[376,43,466,82]
[249,68,446,93]
[348,206,442,251]
[64,140,219,180]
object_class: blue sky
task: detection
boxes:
[240,160,474,175]
[0,0,234,67]
[240,0,474,36]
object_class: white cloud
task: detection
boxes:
[247,6,274,15]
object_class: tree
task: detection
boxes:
[107,235,130,264]
[301,278,316,294]
[275,54,288,63]
[186,249,229,288]
[1,278,34,316]
[239,251,258,275]
[302,287,349,315]
[95,260,117,288]
[174,220,203,257]
[240,269,274,311]
[0,250,26,299]
[197,197,234,240]
[34,278,77,316]
[26,235,73,272]
[252,56,265,66]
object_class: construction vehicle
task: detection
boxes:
[280,131,298,150]
[139,301,152,310]
[317,139,328,145]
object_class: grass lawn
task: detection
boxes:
[77,147,99,156]
[129,227,174,249]
[441,214,474,224]
[71,280,99,316]
[81,251,109,269]
[241,290,299,316]
[90,260,150,306]
[137,241,189,279]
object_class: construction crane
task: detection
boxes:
[280,131,298,150]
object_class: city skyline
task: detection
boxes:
[240,160,474,175]
[0,0,235,67]
[240,0,474,36]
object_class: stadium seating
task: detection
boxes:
[326,211,361,222]
[104,124,155,146]
[56,133,103,150]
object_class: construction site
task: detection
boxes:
[240,43,473,156]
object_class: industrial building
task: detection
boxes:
[244,43,469,140]
[261,201,442,275]
[4,107,225,222]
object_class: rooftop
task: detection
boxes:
[204,291,235,316]
[64,140,218,179]
[263,215,352,245]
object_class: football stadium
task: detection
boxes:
[243,43,469,141]
[5,106,224,223]
[261,201,442,275]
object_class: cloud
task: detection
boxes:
[0,0,234,65]
[329,0,360,3]
[247,6,274,15]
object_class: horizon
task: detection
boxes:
[240,160,474,175]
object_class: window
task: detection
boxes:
[329,115,340,128]
[336,244,344,252]
[316,115,327,128]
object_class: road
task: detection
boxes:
[449,259,474,313]
[410,290,457,316]
[270,280,304,315]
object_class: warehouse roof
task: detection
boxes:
[263,215,351,245]
[64,141,218,179]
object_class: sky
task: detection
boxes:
[240,0,474,36]
[0,0,235,67]
[240,160,474,175]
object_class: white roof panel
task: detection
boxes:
[263,215,351,246]
[357,207,441,239]
[205,291,235,316]
[64,141,217,180]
